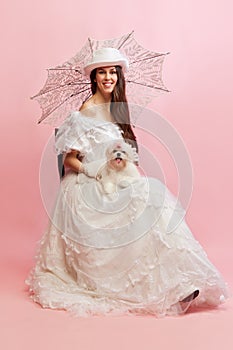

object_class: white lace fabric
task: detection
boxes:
[26,111,229,317]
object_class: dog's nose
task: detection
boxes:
[116,152,121,157]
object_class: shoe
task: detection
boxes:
[179,290,199,314]
[181,290,199,303]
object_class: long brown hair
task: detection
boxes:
[90,66,138,152]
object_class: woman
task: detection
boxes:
[26,48,229,317]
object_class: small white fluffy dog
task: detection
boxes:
[97,140,140,194]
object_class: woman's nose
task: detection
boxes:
[105,72,111,79]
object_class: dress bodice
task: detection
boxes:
[55,111,124,163]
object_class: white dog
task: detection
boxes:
[97,141,140,194]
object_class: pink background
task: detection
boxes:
[1,0,232,349]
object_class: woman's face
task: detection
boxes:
[95,66,118,95]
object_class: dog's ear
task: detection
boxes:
[105,141,116,159]
[124,142,139,164]
[132,147,139,164]
[105,148,112,160]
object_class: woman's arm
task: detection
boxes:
[64,150,100,179]
[64,150,83,173]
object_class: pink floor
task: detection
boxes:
[1,236,232,350]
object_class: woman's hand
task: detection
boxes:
[80,160,104,179]
[64,150,105,180]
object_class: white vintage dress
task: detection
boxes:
[26,111,229,317]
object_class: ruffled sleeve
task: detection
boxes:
[55,111,92,155]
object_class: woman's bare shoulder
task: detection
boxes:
[79,97,95,111]
[79,97,96,117]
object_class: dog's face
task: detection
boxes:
[106,141,138,171]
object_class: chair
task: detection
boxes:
[55,128,65,179]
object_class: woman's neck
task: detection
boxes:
[93,90,112,108]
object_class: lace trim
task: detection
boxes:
[55,111,123,155]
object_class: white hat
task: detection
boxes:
[83,47,129,76]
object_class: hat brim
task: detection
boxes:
[84,59,129,76]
